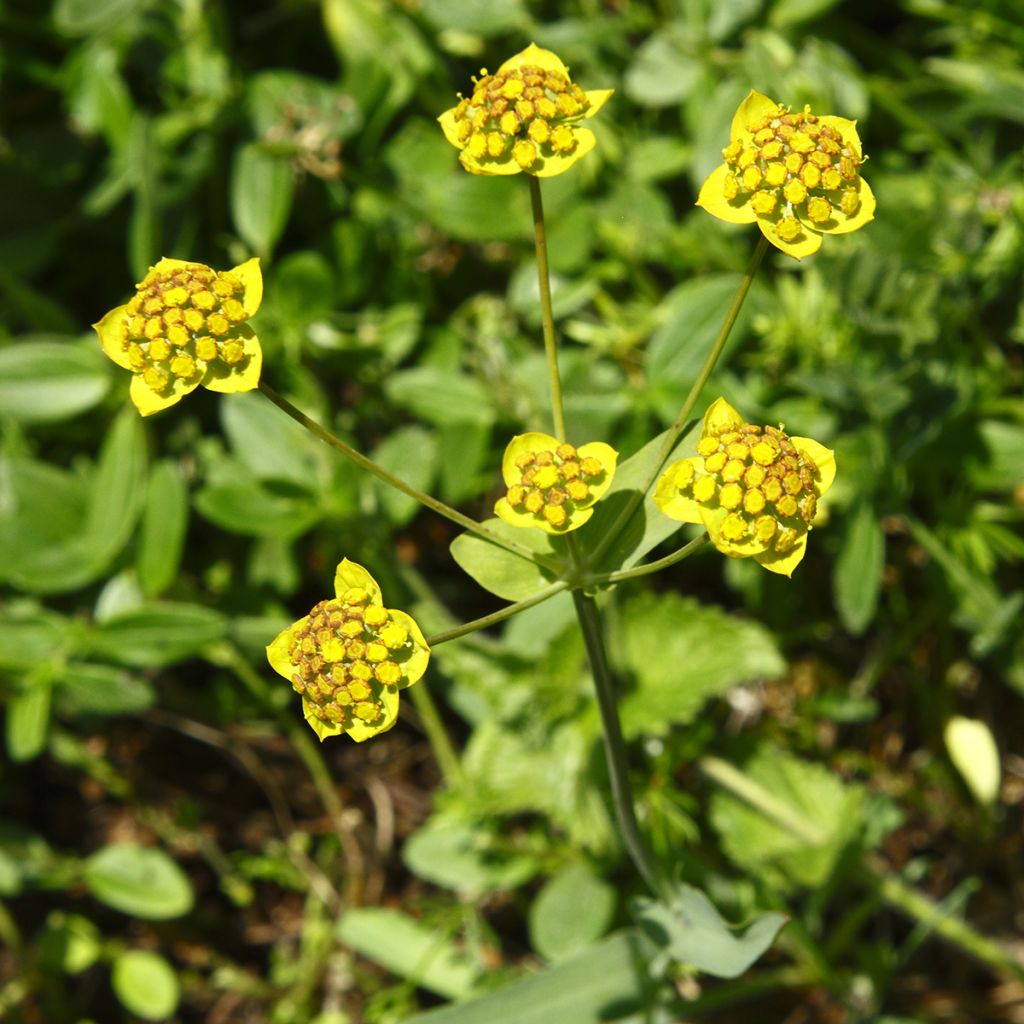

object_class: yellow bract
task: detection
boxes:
[438,43,613,178]
[653,397,836,576]
[93,257,264,416]
[266,559,431,743]
[696,90,875,260]
[494,432,618,534]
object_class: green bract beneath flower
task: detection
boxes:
[93,257,263,416]
[697,90,875,260]
[495,432,618,534]
[654,397,836,576]
[438,43,613,178]
[266,560,430,743]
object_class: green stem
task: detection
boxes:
[529,176,567,441]
[407,683,464,789]
[590,236,769,565]
[258,381,558,571]
[572,590,661,894]
[592,534,709,586]
[425,580,569,647]
[698,755,1024,982]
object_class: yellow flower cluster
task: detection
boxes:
[439,43,612,177]
[93,257,263,415]
[698,91,874,259]
[655,398,835,576]
[267,561,430,742]
[495,433,618,534]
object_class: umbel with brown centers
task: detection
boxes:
[654,398,836,576]
[438,43,613,177]
[267,560,430,742]
[93,257,263,416]
[697,90,875,259]
[495,432,618,534]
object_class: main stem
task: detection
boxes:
[573,591,661,894]
[529,176,567,442]
[590,235,769,565]
[258,381,558,571]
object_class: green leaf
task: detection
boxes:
[337,907,482,1000]
[583,427,697,574]
[86,603,227,668]
[403,814,537,897]
[402,931,656,1024]
[53,0,144,36]
[0,338,110,422]
[419,0,525,35]
[835,499,884,635]
[38,912,102,974]
[384,367,496,427]
[450,519,560,601]
[624,25,701,107]
[230,143,294,258]
[111,950,181,1020]
[84,843,194,919]
[709,746,871,889]
[633,886,786,978]
[136,460,189,598]
[5,676,52,763]
[0,605,70,670]
[616,592,786,738]
[529,863,616,962]
[54,662,155,717]
[84,407,148,569]
[372,426,439,525]
[645,276,762,423]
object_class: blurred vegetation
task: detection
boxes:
[1,0,1023,1021]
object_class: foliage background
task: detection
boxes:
[1,0,1023,1021]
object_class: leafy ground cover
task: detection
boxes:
[1,0,1023,1021]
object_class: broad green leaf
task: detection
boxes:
[111,950,181,1020]
[55,663,155,717]
[136,460,189,598]
[944,716,1001,805]
[38,912,102,974]
[195,463,322,539]
[616,592,786,738]
[402,931,656,1024]
[220,391,323,486]
[403,815,537,897]
[624,24,701,107]
[84,407,148,569]
[230,143,294,258]
[86,603,226,667]
[529,863,616,962]
[645,276,763,423]
[53,0,144,35]
[709,746,871,889]
[834,499,884,635]
[5,676,52,763]
[385,367,496,427]
[337,907,482,1000]
[582,427,697,574]
[0,338,109,422]
[450,519,560,601]
[0,605,70,670]
[769,0,843,26]
[419,0,525,35]
[372,425,439,525]
[85,843,194,919]
[633,886,785,978]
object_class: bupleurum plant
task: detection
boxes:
[92,41,875,988]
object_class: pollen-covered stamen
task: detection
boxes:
[722,104,865,228]
[673,420,823,553]
[117,263,252,393]
[506,442,606,527]
[451,63,591,167]
[287,593,412,730]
